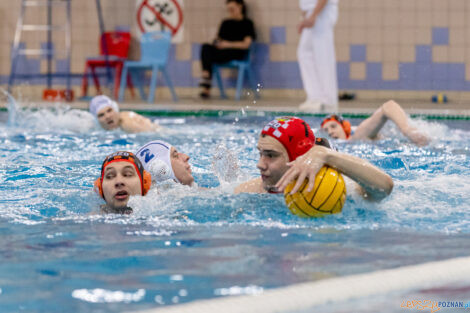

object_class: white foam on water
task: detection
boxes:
[214,285,264,297]
[72,288,145,303]
[408,117,470,144]
[18,106,97,133]
[126,230,173,237]
[381,171,470,232]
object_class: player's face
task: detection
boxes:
[102,162,142,209]
[322,120,347,140]
[257,136,290,192]
[170,147,194,186]
[97,106,120,130]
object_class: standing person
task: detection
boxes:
[297,0,339,112]
[198,0,256,99]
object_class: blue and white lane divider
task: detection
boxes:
[135,256,470,313]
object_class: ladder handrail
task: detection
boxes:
[95,0,113,88]
[23,0,67,6]
[65,0,71,91]
[8,0,72,92]
[8,0,26,91]
[21,25,67,31]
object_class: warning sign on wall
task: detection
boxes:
[135,0,184,43]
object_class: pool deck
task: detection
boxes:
[2,96,470,117]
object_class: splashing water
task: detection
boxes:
[1,89,18,126]
[0,94,97,133]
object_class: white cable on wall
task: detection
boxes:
[135,256,470,313]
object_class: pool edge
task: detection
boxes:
[132,256,470,313]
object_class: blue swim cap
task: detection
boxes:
[136,140,177,183]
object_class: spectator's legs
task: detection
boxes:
[200,44,216,98]
[298,6,338,110]
[201,43,216,79]
[199,43,248,99]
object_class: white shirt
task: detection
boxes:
[299,0,338,12]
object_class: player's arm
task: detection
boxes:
[298,0,328,32]
[352,100,429,145]
[216,36,252,50]
[119,112,159,133]
[234,177,266,194]
[275,145,393,201]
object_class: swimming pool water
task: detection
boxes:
[0,107,469,312]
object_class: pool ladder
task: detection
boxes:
[8,0,72,98]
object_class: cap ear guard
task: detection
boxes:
[93,170,152,198]
[142,170,152,195]
[341,120,352,138]
[94,177,104,198]
[321,115,352,138]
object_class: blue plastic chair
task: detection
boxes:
[212,45,259,101]
[119,31,177,103]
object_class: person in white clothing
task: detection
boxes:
[297,0,339,112]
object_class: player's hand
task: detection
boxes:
[275,145,329,194]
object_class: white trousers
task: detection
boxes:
[297,5,338,107]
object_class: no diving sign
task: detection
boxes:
[135,0,184,43]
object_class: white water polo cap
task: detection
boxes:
[136,140,177,183]
[89,95,120,117]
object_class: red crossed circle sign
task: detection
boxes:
[137,0,183,36]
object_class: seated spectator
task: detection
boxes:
[199,0,256,99]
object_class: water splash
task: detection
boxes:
[1,89,19,126]
[18,105,97,133]
[211,144,240,184]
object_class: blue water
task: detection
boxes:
[0,107,469,312]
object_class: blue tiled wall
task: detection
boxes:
[6,26,470,92]
[269,27,286,45]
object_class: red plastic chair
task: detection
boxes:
[81,31,135,99]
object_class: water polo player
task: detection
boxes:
[94,151,151,214]
[235,116,393,201]
[89,95,160,133]
[321,100,429,145]
[136,140,194,187]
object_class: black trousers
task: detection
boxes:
[200,43,247,79]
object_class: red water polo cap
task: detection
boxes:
[261,117,315,161]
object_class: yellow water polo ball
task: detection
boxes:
[284,166,347,218]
